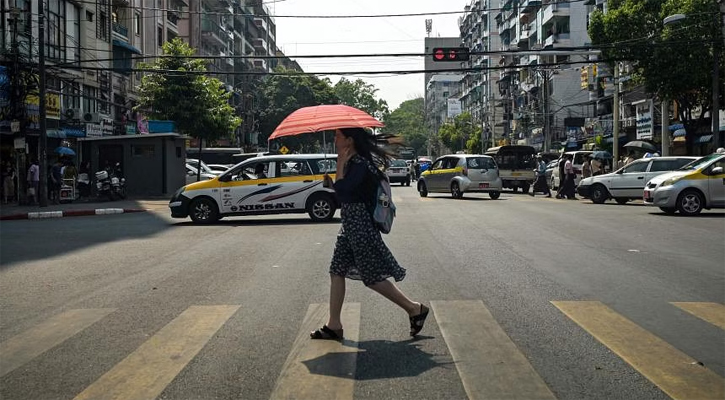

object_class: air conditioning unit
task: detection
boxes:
[64,108,82,121]
[83,112,101,123]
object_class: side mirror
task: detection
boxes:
[711,166,723,175]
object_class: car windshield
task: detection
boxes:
[679,154,722,171]
[390,160,408,167]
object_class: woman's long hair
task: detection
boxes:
[339,127,395,169]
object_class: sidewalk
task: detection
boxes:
[0,197,170,221]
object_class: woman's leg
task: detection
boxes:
[326,274,346,330]
[369,279,421,316]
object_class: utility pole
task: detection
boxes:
[613,63,620,163]
[542,69,550,152]
[38,0,48,207]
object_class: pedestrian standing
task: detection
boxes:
[2,161,16,203]
[582,158,592,179]
[312,127,429,341]
[27,159,39,205]
[556,156,566,199]
[50,160,63,204]
[530,155,551,197]
[561,154,578,200]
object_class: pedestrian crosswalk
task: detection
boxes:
[1,300,723,400]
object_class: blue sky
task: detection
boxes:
[272,0,469,110]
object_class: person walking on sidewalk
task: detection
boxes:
[2,161,16,204]
[530,155,551,197]
[27,159,39,205]
[311,127,430,341]
[561,154,578,200]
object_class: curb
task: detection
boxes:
[0,208,148,221]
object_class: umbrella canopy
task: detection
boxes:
[54,146,76,156]
[590,150,612,160]
[624,140,657,152]
[268,104,384,140]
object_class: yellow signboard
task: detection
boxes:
[279,145,289,155]
[26,93,61,119]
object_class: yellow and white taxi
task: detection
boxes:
[643,153,725,215]
[169,154,338,223]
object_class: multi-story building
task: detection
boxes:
[460,0,592,150]
[459,0,503,150]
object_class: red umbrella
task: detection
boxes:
[268,104,384,140]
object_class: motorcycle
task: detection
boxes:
[95,164,126,200]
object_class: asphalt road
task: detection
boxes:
[1,186,723,400]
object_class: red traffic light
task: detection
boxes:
[431,47,470,62]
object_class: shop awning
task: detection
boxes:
[112,39,142,55]
[673,129,687,137]
[694,134,713,144]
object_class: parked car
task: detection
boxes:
[386,159,411,186]
[206,164,232,174]
[185,164,218,185]
[171,154,339,223]
[417,154,502,199]
[643,153,724,215]
[577,156,698,204]
[550,151,593,189]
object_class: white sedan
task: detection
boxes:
[576,156,697,204]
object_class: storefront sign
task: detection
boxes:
[636,100,654,140]
[14,137,25,149]
[126,123,136,135]
[26,93,61,120]
[86,124,103,137]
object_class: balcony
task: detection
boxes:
[544,32,570,48]
[112,22,128,39]
[112,0,130,6]
[253,59,267,71]
[167,10,180,27]
[201,18,228,47]
[252,38,267,51]
[542,2,570,24]
[222,51,234,66]
[520,0,542,13]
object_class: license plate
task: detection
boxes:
[511,172,521,176]
[643,191,651,200]
[479,183,489,188]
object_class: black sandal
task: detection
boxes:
[310,325,343,340]
[409,304,430,337]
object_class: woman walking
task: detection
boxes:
[311,127,429,340]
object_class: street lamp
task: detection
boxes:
[663,12,721,148]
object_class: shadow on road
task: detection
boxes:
[302,338,450,380]
[171,217,341,227]
[648,211,725,218]
[0,201,171,268]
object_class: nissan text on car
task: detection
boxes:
[577,156,697,204]
[417,154,502,199]
[170,154,339,223]
[643,153,725,215]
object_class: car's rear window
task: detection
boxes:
[466,157,496,169]
[390,160,408,167]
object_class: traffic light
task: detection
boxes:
[432,47,470,62]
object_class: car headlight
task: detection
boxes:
[660,176,684,187]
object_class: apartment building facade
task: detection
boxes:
[459,0,592,151]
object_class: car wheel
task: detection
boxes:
[451,182,463,199]
[676,189,704,216]
[418,181,428,197]
[615,198,629,205]
[659,207,677,215]
[590,184,609,204]
[405,178,411,186]
[489,191,501,200]
[307,193,336,222]
[189,197,219,224]
[522,183,530,194]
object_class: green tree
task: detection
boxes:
[588,0,723,132]
[333,78,389,120]
[256,70,339,150]
[437,112,481,153]
[135,38,241,179]
[381,98,427,155]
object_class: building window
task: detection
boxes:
[62,81,80,110]
[46,0,67,61]
[83,85,97,113]
[134,12,141,36]
[99,12,108,40]
[157,25,163,46]
[86,10,93,22]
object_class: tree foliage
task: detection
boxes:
[256,70,339,149]
[437,112,481,154]
[588,0,723,126]
[381,98,427,155]
[333,78,390,120]
[135,38,241,141]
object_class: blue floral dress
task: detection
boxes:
[329,155,406,286]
